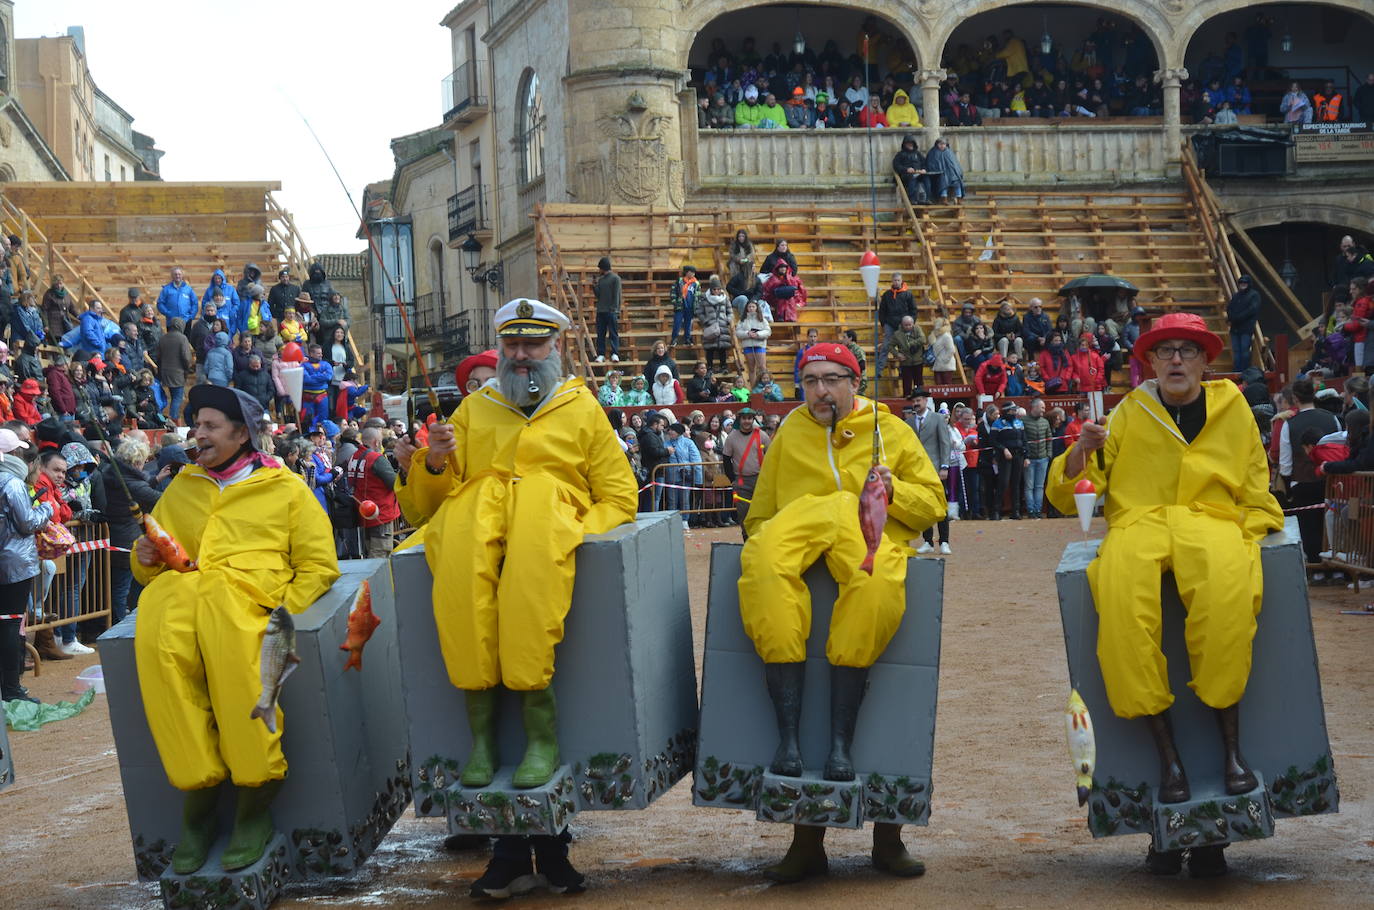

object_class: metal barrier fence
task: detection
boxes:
[646,461,735,516]
[1323,473,1374,578]
[24,521,115,675]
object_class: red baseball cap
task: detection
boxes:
[800,343,861,378]
[455,350,498,391]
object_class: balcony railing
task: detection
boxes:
[414,292,445,338]
[440,312,472,362]
[447,184,491,242]
[441,60,488,125]
[378,305,408,345]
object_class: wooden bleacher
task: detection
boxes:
[538,181,1236,396]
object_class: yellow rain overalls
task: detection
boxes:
[1046,380,1283,718]
[397,378,638,691]
[133,465,339,791]
[739,398,946,666]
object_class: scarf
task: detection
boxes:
[203,448,281,484]
[1046,342,1069,372]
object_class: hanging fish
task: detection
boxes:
[141,511,197,573]
[251,607,301,733]
[858,468,888,575]
[1065,689,1097,806]
[340,581,380,671]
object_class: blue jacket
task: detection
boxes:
[203,269,242,332]
[157,280,198,323]
[309,452,334,512]
[668,434,703,486]
[10,305,44,348]
[78,309,108,354]
[204,332,234,386]
[302,358,333,394]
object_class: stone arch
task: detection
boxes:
[932,1,1177,73]
[1174,0,1374,68]
[1228,202,1374,234]
[677,2,929,77]
[0,164,14,184]
[515,68,546,186]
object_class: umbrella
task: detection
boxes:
[1057,274,1138,297]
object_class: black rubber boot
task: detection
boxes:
[823,665,869,782]
[872,822,925,877]
[764,662,805,776]
[1187,844,1229,878]
[1216,705,1258,795]
[761,824,828,883]
[1144,845,1183,875]
[1144,711,1190,803]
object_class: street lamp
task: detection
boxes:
[461,232,505,292]
[1040,15,1053,56]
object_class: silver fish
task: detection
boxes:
[250,606,301,733]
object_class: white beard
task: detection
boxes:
[498,349,564,407]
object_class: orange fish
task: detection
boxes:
[340,581,380,671]
[858,468,888,575]
[142,512,197,573]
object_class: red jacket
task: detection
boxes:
[1069,348,1105,392]
[1312,441,1350,476]
[1345,295,1374,344]
[345,448,400,528]
[974,354,1008,397]
[13,390,42,425]
[35,473,72,524]
[1037,348,1075,387]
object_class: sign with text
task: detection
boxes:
[1295,131,1374,162]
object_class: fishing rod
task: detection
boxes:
[862,33,881,466]
[286,96,443,417]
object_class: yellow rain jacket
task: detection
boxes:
[398,377,637,691]
[134,464,339,791]
[886,90,923,128]
[1046,380,1284,717]
[740,397,946,666]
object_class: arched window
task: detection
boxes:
[517,69,545,186]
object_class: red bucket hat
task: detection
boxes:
[455,349,498,391]
[799,342,861,378]
[1132,312,1222,365]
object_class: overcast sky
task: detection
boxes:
[15,0,454,254]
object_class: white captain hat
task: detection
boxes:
[493,297,571,338]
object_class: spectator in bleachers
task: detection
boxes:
[43,358,75,419]
[707,93,735,129]
[843,74,868,109]
[877,273,917,380]
[699,277,734,374]
[76,299,110,358]
[42,274,80,340]
[157,318,194,422]
[887,90,921,128]
[1227,275,1261,371]
[235,354,273,414]
[668,264,697,348]
[893,135,930,205]
[121,322,148,372]
[6,235,30,295]
[642,339,678,386]
[856,94,888,127]
[813,93,838,128]
[964,323,995,371]
[595,256,622,362]
[652,365,685,406]
[991,300,1023,359]
[1093,323,1121,388]
[156,267,198,325]
[736,299,771,384]
[929,317,958,384]
[1227,77,1252,115]
[137,301,163,351]
[947,92,982,126]
[833,99,859,127]
[974,352,1007,398]
[315,292,349,346]
[119,287,143,328]
[12,378,41,425]
[1004,353,1028,395]
[188,298,220,355]
[201,268,240,323]
[624,375,650,406]
[11,290,43,352]
[728,230,755,282]
[763,260,806,322]
[598,371,627,406]
[890,315,927,397]
[267,268,299,323]
[752,371,784,402]
[1280,82,1312,124]
[1019,297,1052,357]
[205,333,234,388]
[1356,73,1374,124]
[685,362,715,404]
[1313,81,1347,122]
[1069,332,1106,392]
[785,87,813,128]
[735,85,765,128]
[279,306,308,346]
[926,138,966,204]
[761,240,798,276]
[235,262,263,313]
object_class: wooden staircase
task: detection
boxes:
[538,181,1240,397]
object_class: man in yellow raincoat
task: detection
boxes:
[1046,312,1283,876]
[739,342,946,883]
[134,385,339,875]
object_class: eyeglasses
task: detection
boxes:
[1150,344,1203,362]
[800,373,854,390]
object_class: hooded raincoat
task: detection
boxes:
[133,463,339,790]
[739,397,946,667]
[1045,380,1284,718]
[397,377,637,691]
[886,90,922,127]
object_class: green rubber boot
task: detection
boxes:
[761,824,828,883]
[460,688,499,787]
[872,822,926,877]
[221,779,283,871]
[512,687,560,789]
[171,786,221,875]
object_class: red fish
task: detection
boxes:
[340,581,380,671]
[858,468,888,575]
[142,512,197,573]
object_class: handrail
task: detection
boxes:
[534,204,598,389]
[891,175,966,383]
[0,193,101,307]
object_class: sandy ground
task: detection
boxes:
[2,516,1372,909]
